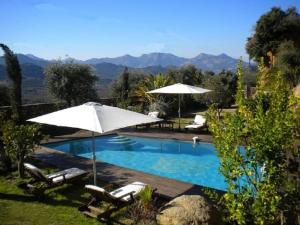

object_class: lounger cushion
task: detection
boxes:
[194,115,206,125]
[185,124,203,129]
[85,185,105,193]
[47,168,87,183]
[110,181,146,201]
[85,182,147,202]
[24,163,48,180]
[148,111,159,118]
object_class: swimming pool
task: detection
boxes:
[45,134,227,191]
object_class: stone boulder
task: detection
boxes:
[156,195,224,225]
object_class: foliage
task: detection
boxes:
[112,65,239,117]
[275,41,300,87]
[121,67,129,100]
[129,186,157,225]
[166,65,204,110]
[198,70,237,108]
[44,63,98,106]
[111,70,146,104]
[0,113,12,172]
[243,67,257,87]
[138,185,154,206]
[0,44,22,123]
[0,84,10,106]
[135,73,173,106]
[207,60,300,224]
[1,122,43,178]
[167,64,203,85]
[246,7,300,65]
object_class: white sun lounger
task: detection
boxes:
[24,163,88,186]
[85,181,147,202]
[79,181,149,219]
[185,115,206,129]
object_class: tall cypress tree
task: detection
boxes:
[0,44,22,123]
[121,67,129,100]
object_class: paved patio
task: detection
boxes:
[35,128,220,199]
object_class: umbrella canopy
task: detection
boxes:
[147,83,211,94]
[147,83,211,128]
[28,102,162,184]
[28,102,161,133]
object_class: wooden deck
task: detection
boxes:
[35,129,219,199]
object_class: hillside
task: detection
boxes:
[0,52,247,76]
[0,52,250,102]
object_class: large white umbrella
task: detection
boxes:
[28,102,161,185]
[147,83,211,128]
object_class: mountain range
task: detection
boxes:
[0,52,249,102]
[84,52,242,72]
[0,52,247,80]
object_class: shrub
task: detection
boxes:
[129,186,158,225]
[2,122,43,177]
[207,61,300,224]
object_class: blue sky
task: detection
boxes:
[1,0,299,60]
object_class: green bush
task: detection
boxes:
[207,61,300,224]
[0,113,12,172]
[2,121,43,177]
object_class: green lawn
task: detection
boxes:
[169,107,237,129]
[0,170,131,225]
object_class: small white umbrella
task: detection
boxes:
[28,102,161,185]
[147,83,211,128]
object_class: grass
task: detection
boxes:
[0,168,132,225]
[168,107,237,129]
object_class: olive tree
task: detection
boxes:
[45,63,98,106]
[2,122,43,178]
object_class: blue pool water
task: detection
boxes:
[45,135,227,191]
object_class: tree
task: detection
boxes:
[207,61,300,224]
[0,84,10,106]
[196,70,237,111]
[121,67,129,100]
[2,122,43,178]
[166,65,204,111]
[246,7,300,65]
[134,74,173,115]
[44,63,98,106]
[275,41,300,87]
[167,64,203,85]
[111,70,146,101]
[135,74,173,105]
[0,44,22,123]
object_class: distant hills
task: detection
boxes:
[83,52,242,72]
[0,52,250,102]
[0,52,247,80]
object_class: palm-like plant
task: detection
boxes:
[134,73,173,105]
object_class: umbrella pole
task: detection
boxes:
[92,132,97,185]
[178,94,181,129]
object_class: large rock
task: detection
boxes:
[156,195,224,225]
